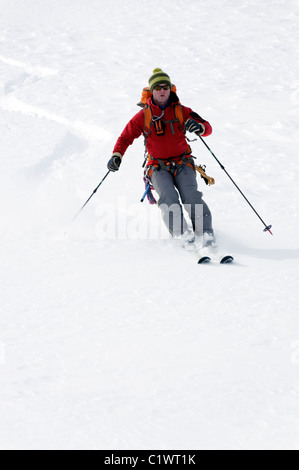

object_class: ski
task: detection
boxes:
[184,239,234,265]
[220,255,234,264]
[198,255,212,264]
[198,254,234,264]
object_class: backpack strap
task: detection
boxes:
[173,102,185,132]
[143,102,184,136]
[143,105,165,136]
[143,105,152,136]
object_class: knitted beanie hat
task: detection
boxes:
[148,68,171,92]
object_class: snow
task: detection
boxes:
[0,0,299,450]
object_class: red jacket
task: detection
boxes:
[113,92,212,161]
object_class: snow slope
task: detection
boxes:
[0,0,299,450]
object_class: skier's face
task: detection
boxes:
[152,84,171,106]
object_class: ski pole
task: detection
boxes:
[197,134,273,235]
[72,170,110,221]
[140,183,151,202]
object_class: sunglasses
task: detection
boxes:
[153,84,171,91]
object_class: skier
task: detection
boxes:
[107,68,215,247]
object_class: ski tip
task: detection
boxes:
[220,255,234,264]
[198,256,211,264]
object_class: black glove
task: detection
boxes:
[185,118,205,135]
[107,153,122,172]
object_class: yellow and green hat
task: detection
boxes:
[148,68,171,92]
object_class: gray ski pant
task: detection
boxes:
[150,164,213,237]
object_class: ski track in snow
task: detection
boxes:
[0,51,111,177]
[0,0,299,451]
